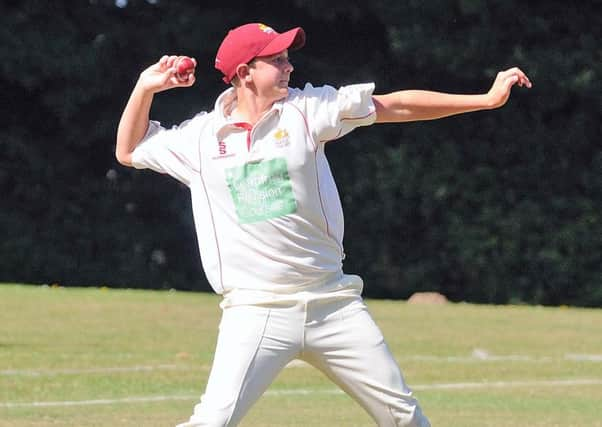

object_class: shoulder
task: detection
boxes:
[284,84,340,116]
[286,83,376,104]
[187,110,213,126]
[287,83,337,102]
[171,110,215,136]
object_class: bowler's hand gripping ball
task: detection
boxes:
[175,56,195,82]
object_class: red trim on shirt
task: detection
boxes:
[340,111,376,122]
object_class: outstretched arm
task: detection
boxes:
[115,55,196,166]
[373,67,531,123]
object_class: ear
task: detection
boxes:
[236,64,252,83]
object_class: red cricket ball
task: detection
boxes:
[175,56,195,82]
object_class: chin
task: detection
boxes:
[275,87,289,99]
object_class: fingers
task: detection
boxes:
[500,67,532,89]
[173,71,196,87]
[487,66,532,109]
[157,55,197,87]
[184,73,196,86]
[157,55,177,72]
[138,55,197,93]
[171,56,197,86]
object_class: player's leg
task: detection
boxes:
[303,296,430,427]
[176,303,303,427]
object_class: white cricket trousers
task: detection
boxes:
[177,276,430,427]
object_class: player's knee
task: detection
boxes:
[394,406,431,427]
[381,401,430,427]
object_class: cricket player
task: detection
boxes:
[116,23,531,427]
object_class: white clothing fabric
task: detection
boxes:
[176,274,430,427]
[132,83,376,298]
[131,83,430,426]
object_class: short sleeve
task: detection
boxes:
[288,83,377,144]
[131,112,207,186]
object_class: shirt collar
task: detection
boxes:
[213,87,287,140]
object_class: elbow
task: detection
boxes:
[115,149,133,167]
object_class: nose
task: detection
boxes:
[284,58,293,74]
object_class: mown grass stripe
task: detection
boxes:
[2,378,601,408]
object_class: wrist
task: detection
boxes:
[481,93,497,110]
[134,76,159,97]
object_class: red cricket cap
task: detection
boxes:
[215,23,306,84]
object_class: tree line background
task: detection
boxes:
[1,0,600,306]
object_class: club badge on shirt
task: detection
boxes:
[273,128,290,148]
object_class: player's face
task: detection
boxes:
[249,50,293,101]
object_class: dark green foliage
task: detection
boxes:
[1,1,600,305]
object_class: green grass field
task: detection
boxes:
[1,283,601,427]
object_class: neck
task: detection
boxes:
[231,87,284,125]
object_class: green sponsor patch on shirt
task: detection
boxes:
[226,157,297,224]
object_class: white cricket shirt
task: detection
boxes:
[132,83,376,300]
